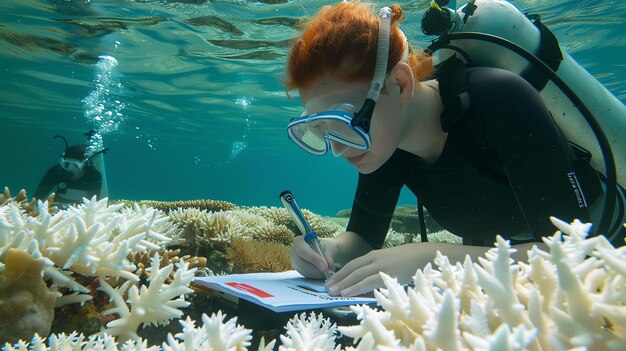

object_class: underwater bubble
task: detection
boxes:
[235,96,252,109]
[85,132,104,158]
[228,141,247,161]
[82,55,125,137]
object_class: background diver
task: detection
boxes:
[34,132,108,205]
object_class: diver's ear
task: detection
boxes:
[387,62,414,104]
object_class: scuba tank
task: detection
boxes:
[83,130,109,198]
[91,150,108,198]
[420,0,626,235]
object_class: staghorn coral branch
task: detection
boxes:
[101,252,196,342]
[473,236,527,328]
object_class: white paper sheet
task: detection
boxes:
[194,270,377,313]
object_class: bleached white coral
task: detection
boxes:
[383,228,461,248]
[4,218,626,351]
[163,312,253,351]
[5,312,255,351]
[99,252,197,341]
[2,332,161,351]
[0,197,173,290]
[279,312,340,351]
[340,218,626,350]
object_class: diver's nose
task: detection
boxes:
[330,141,349,157]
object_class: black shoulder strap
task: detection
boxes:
[436,56,471,132]
[520,14,563,90]
[417,201,428,243]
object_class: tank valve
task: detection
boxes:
[421,0,453,35]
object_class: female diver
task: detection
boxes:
[284,2,625,297]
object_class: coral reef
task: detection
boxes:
[123,199,238,213]
[336,204,449,237]
[167,206,342,273]
[0,249,58,344]
[0,198,174,287]
[130,249,209,281]
[0,197,196,342]
[228,237,292,273]
[279,312,338,350]
[0,187,57,216]
[382,228,462,248]
[338,218,626,350]
[0,191,343,344]
[99,252,196,341]
[245,206,344,238]
[4,185,624,350]
[3,217,626,350]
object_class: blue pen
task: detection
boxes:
[280,190,335,279]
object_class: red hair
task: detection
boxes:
[284,2,434,93]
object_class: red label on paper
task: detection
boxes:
[225,282,274,298]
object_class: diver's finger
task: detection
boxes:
[339,273,382,297]
[325,252,372,288]
[290,249,326,279]
[330,262,381,296]
[297,240,329,273]
[291,237,328,272]
[321,241,338,272]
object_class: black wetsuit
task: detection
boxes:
[347,67,624,248]
[34,164,102,204]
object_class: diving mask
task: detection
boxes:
[286,7,393,156]
[288,95,371,156]
[59,158,86,173]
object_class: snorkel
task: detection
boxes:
[350,7,392,134]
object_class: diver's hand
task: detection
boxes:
[290,236,338,279]
[324,243,426,297]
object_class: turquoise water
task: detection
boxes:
[1,0,624,216]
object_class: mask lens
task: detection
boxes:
[287,111,369,155]
[324,120,367,147]
[289,122,327,153]
[60,159,84,172]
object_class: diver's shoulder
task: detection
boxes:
[467,66,533,93]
